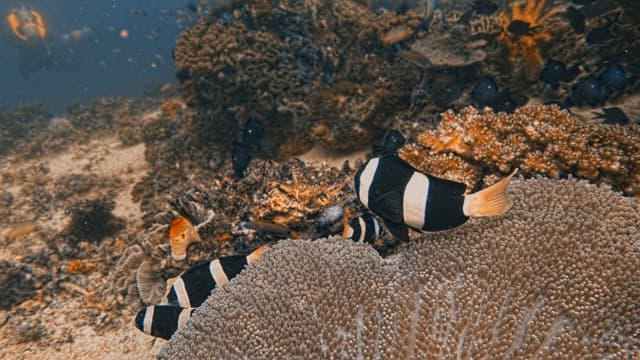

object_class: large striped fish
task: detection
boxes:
[134,244,269,340]
[355,155,516,242]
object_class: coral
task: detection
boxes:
[497,0,560,79]
[160,178,640,359]
[399,105,640,195]
[63,198,125,244]
[173,0,424,157]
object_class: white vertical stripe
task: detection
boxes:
[172,277,192,308]
[358,158,380,208]
[372,217,380,237]
[357,217,366,243]
[210,259,230,286]
[403,172,430,230]
[143,306,154,334]
[177,308,192,328]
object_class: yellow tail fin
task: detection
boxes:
[462,169,518,217]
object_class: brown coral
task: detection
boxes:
[399,105,640,195]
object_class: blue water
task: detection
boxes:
[0,0,203,114]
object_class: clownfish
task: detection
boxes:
[342,213,383,244]
[134,244,270,339]
[354,155,516,242]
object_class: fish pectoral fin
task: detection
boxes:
[383,220,410,242]
[371,190,404,224]
[463,169,518,217]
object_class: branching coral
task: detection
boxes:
[498,0,560,79]
[160,178,640,359]
[399,105,640,195]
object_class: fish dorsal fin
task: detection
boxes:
[371,190,404,224]
[463,169,518,217]
[383,220,410,242]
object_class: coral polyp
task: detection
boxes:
[498,0,560,79]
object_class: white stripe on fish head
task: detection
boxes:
[143,306,154,334]
[358,157,380,208]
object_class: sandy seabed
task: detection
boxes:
[0,135,163,359]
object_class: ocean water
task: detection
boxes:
[0,0,207,114]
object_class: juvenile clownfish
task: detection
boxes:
[354,155,517,242]
[342,213,383,244]
[164,243,269,309]
[134,244,270,339]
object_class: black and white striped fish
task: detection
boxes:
[355,155,516,242]
[134,244,269,339]
[135,304,194,340]
[342,213,383,244]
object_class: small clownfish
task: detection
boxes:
[134,244,270,339]
[354,154,517,242]
[163,244,269,308]
[342,213,383,244]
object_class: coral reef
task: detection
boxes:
[160,178,640,359]
[173,0,428,157]
[399,105,640,195]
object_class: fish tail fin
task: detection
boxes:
[463,169,518,217]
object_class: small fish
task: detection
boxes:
[135,305,194,340]
[372,129,405,156]
[242,118,264,149]
[471,76,522,113]
[231,141,252,178]
[562,6,585,34]
[540,59,579,90]
[507,20,534,38]
[599,63,629,90]
[471,76,500,107]
[592,107,630,125]
[164,244,269,308]
[134,244,270,339]
[572,75,608,106]
[342,213,383,244]
[354,155,516,241]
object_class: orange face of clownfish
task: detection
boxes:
[7,7,47,41]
